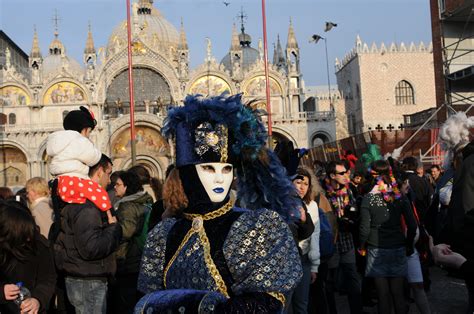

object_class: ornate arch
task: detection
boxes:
[271,126,298,145]
[108,120,169,158]
[310,131,332,147]
[241,66,288,95]
[40,79,90,105]
[186,61,236,96]
[96,49,181,103]
[121,155,166,180]
[0,141,30,186]
[0,139,32,160]
[0,83,33,106]
[186,74,234,96]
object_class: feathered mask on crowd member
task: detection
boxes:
[162,93,301,222]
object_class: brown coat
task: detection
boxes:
[30,197,54,239]
[316,193,338,243]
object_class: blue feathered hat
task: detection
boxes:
[162,93,301,222]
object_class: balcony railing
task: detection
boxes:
[269,111,335,123]
[1,110,335,134]
[2,123,64,133]
[104,101,167,119]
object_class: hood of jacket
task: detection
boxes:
[114,191,152,209]
[47,130,83,157]
[46,130,101,177]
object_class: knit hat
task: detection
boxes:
[63,106,97,132]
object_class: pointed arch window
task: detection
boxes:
[395,80,415,105]
[8,113,16,125]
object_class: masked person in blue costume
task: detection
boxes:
[135,94,303,313]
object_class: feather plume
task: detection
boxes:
[162,94,300,222]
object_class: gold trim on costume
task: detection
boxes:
[220,126,228,163]
[163,201,233,297]
[267,292,286,306]
[163,227,195,288]
[198,228,230,297]
[182,200,232,221]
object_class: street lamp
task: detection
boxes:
[310,21,337,112]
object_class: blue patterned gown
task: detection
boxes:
[135,207,302,313]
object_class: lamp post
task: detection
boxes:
[310,35,333,112]
[310,21,337,112]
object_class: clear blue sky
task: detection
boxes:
[1,0,432,86]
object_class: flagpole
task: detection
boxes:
[261,0,273,144]
[126,0,137,165]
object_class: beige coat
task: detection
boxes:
[30,196,54,238]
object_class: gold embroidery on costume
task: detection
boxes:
[220,126,228,163]
[183,200,232,221]
[267,292,286,305]
[163,227,196,288]
[164,201,233,297]
[198,228,229,297]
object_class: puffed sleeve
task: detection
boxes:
[137,218,177,293]
[220,209,303,310]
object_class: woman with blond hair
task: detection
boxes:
[26,177,53,238]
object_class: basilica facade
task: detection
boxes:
[0,0,336,187]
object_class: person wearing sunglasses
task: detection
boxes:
[323,161,362,314]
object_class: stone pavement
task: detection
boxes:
[335,266,468,313]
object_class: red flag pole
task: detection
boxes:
[126,0,137,165]
[261,0,273,141]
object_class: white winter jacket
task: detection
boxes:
[298,200,321,273]
[47,130,101,179]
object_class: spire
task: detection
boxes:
[273,34,285,65]
[30,25,42,58]
[286,17,298,49]
[272,42,278,64]
[137,0,152,15]
[237,7,251,47]
[231,23,240,50]
[49,9,64,55]
[276,34,284,60]
[84,21,96,54]
[178,18,188,50]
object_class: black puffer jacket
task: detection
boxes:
[54,201,122,278]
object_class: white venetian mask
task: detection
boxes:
[195,162,233,203]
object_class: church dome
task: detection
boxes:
[106,1,179,57]
[42,33,83,80]
[42,54,83,80]
[221,46,260,72]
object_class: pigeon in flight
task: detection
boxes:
[309,34,324,43]
[324,22,337,32]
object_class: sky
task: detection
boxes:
[1,0,433,86]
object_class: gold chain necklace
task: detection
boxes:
[183,200,233,221]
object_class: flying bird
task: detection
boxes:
[324,21,337,32]
[309,34,324,43]
[223,1,230,6]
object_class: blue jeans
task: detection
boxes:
[291,255,311,314]
[65,277,107,314]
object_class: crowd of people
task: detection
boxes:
[0,96,473,314]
